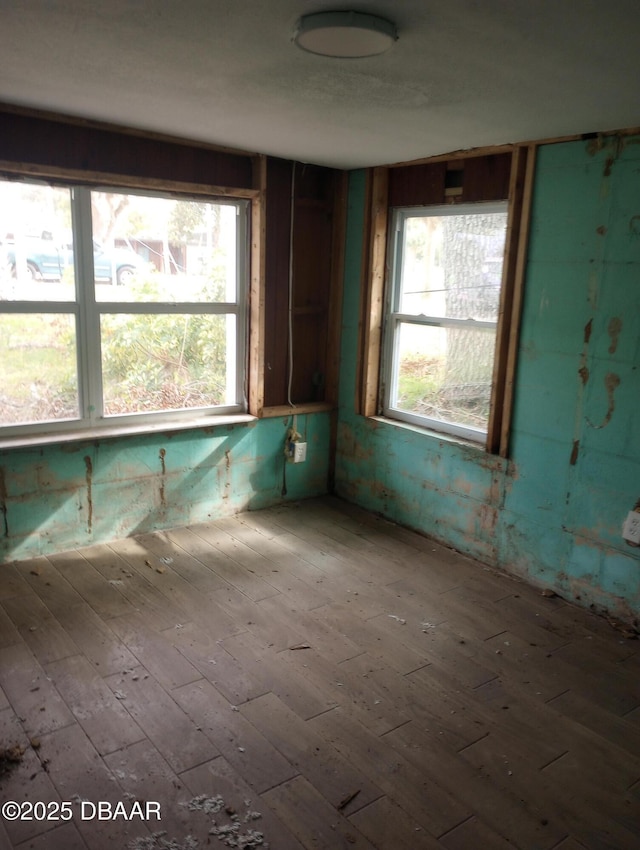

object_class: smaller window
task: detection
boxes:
[382,202,508,442]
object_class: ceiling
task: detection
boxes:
[1,1,639,169]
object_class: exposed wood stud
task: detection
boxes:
[326,171,348,409]
[360,167,389,418]
[249,155,267,417]
[0,161,259,199]
[261,402,333,418]
[498,144,537,457]
[487,147,527,454]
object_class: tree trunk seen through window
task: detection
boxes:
[439,212,504,428]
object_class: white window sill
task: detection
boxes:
[0,413,257,451]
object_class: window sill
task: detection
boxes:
[0,413,257,451]
[369,415,508,468]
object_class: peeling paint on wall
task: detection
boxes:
[586,133,625,176]
[159,448,167,506]
[586,134,624,160]
[607,317,622,354]
[570,440,580,466]
[0,466,7,537]
[84,455,93,534]
[587,372,621,430]
[479,503,498,535]
[573,319,592,455]
[223,449,231,500]
[0,414,332,562]
[336,141,640,622]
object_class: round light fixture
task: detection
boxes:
[293,10,398,58]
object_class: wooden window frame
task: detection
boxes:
[359,145,536,457]
[382,199,509,443]
[0,178,252,440]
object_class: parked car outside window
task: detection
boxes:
[2,231,145,285]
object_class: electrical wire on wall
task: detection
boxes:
[287,160,296,408]
[283,160,297,496]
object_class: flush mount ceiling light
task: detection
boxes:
[293,10,398,58]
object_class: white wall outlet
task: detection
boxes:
[622,511,640,545]
[293,441,307,463]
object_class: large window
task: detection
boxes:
[0,178,248,437]
[382,202,508,442]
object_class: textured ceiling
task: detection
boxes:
[1,1,639,169]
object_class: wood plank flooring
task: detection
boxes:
[0,496,639,850]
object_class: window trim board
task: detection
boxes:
[360,166,389,418]
[488,144,537,456]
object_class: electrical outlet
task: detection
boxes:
[293,441,307,463]
[622,511,640,545]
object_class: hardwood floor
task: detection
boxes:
[0,496,638,850]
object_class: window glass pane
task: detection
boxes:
[93,191,238,304]
[0,314,78,425]
[1,179,246,436]
[0,180,75,302]
[400,210,507,321]
[101,313,235,415]
[393,322,496,433]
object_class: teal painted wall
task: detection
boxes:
[0,413,330,561]
[2,135,639,621]
[336,136,640,619]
